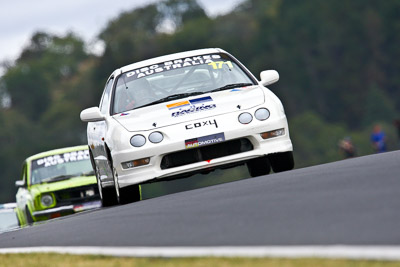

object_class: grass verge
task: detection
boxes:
[0,254,399,267]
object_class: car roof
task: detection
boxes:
[25,145,89,163]
[117,48,227,75]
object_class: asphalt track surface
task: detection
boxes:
[0,151,399,248]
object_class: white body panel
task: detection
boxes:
[82,48,293,190]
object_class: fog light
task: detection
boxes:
[260,128,285,139]
[130,135,146,147]
[255,108,270,121]
[122,157,150,169]
[238,112,253,124]
[40,194,54,207]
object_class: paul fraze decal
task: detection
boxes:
[185,133,225,149]
[168,96,216,117]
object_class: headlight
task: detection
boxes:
[238,112,253,124]
[149,131,163,143]
[255,108,270,121]
[130,135,146,147]
[41,194,54,207]
[85,188,95,197]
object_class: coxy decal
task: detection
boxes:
[185,132,225,149]
[185,119,218,130]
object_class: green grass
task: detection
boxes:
[0,254,399,267]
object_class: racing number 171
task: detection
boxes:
[208,61,233,70]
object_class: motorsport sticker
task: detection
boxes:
[168,96,216,117]
[185,132,225,149]
[31,150,90,169]
[167,96,213,110]
[171,103,216,117]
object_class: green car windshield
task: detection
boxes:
[30,149,93,185]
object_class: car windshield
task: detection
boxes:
[30,149,94,185]
[112,53,255,114]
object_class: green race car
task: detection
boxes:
[15,145,101,226]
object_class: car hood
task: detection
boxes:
[113,85,265,132]
[30,176,97,194]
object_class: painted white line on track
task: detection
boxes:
[0,246,400,260]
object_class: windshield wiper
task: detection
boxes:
[136,92,205,109]
[41,174,75,184]
[209,83,253,93]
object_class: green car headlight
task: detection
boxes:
[40,194,54,207]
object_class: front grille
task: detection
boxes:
[54,185,99,207]
[161,138,253,170]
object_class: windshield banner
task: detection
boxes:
[31,150,90,169]
[125,54,223,81]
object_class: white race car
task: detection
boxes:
[81,48,294,206]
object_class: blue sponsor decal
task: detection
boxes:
[189,96,212,105]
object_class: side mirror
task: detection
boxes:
[15,180,26,188]
[260,70,279,86]
[80,107,105,122]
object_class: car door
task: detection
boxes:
[88,77,114,185]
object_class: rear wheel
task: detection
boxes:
[247,156,271,177]
[113,167,141,205]
[268,151,295,173]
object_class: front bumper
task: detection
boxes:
[113,108,293,188]
[32,200,101,217]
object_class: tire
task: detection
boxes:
[268,151,295,173]
[113,166,141,205]
[25,207,34,225]
[118,184,141,205]
[101,186,119,207]
[95,166,118,207]
[246,156,271,177]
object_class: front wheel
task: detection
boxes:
[25,206,34,225]
[113,167,141,205]
[118,184,141,205]
[95,166,118,207]
[268,151,295,173]
[246,156,271,177]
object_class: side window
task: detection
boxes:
[99,77,114,115]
